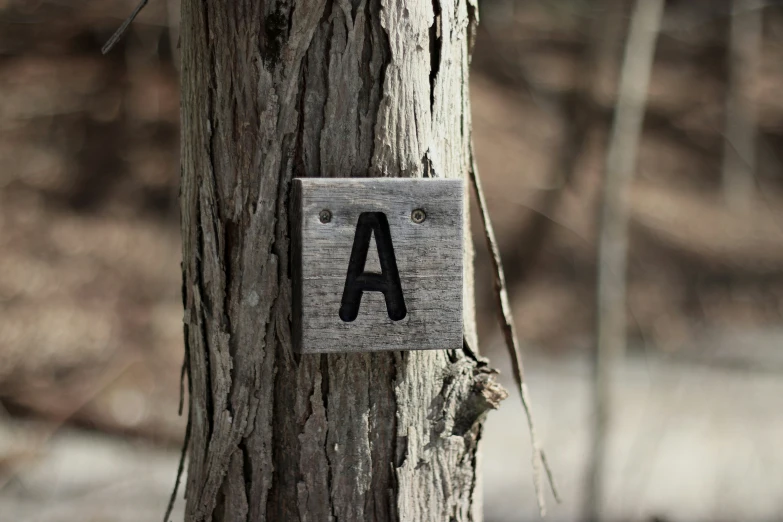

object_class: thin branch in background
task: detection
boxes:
[722,0,762,209]
[468,140,560,516]
[0,358,139,492]
[101,0,150,55]
[501,8,606,288]
[166,0,181,71]
[588,0,665,521]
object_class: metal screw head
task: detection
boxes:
[411,208,426,224]
[319,209,332,223]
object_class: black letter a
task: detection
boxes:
[339,212,407,322]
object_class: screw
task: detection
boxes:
[319,209,332,223]
[411,208,426,224]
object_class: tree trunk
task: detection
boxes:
[179,1,503,521]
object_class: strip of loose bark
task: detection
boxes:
[468,140,560,516]
[101,0,150,55]
[164,411,191,522]
[165,340,191,521]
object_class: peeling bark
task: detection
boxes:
[179,0,501,520]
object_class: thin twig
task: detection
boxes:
[101,0,150,55]
[468,140,560,515]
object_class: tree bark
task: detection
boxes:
[179,0,503,521]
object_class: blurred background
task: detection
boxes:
[1,0,782,520]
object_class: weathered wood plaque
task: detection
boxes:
[292,178,463,354]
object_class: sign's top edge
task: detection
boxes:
[293,177,463,184]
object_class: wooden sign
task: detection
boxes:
[292,178,463,354]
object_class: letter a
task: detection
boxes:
[339,212,407,322]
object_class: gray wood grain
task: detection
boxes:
[292,178,463,353]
